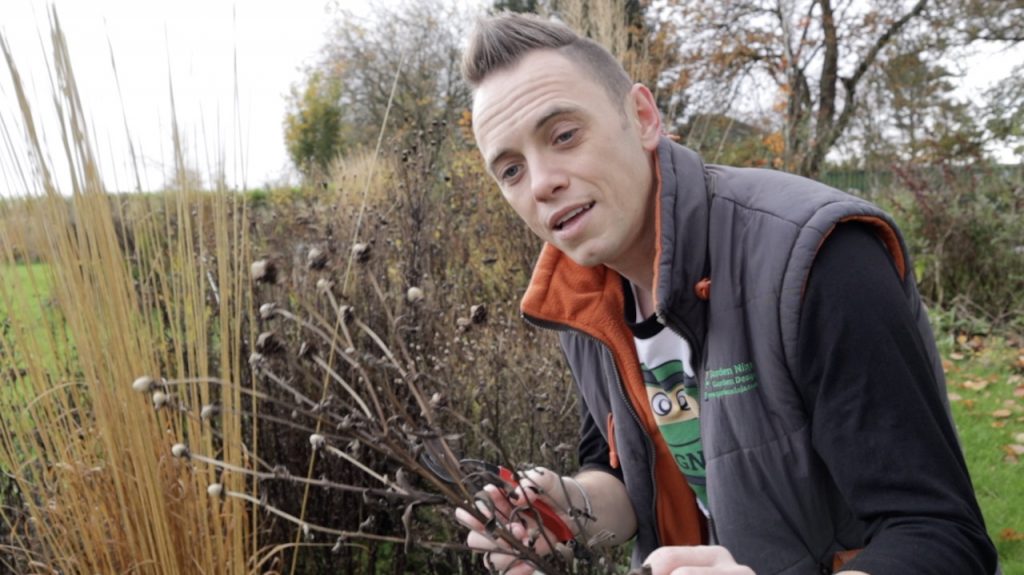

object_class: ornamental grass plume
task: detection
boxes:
[0,13,252,573]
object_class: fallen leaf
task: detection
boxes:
[1015,433,1024,443]
[941,359,954,373]
[1006,444,1024,456]
[949,352,965,361]
[1006,452,1020,464]
[967,335,985,351]
[1009,374,1023,385]
[1014,386,1024,398]
[963,399,976,410]
[963,380,989,391]
[992,421,1007,429]
[947,393,963,402]
[1003,399,1020,409]
[992,408,1013,419]
[1017,354,1024,369]
[1001,528,1024,542]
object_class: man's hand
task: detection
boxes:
[454,467,570,574]
[643,546,755,575]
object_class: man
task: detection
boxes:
[454,11,998,575]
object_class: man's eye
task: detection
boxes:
[554,129,577,144]
[500,165,521,181]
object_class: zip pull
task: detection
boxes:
[606,412,619,469]
[694,277,711,301]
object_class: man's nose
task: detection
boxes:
[530,157,568,202]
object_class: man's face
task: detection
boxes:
[472,49,661,273]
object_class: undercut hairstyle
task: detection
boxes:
[461,12,632,108]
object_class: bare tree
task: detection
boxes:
[668,0,932,176]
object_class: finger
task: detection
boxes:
[505,559,538,575]
[519,466,556,490]
[467,529,499,552]
[483,483,520,524]
[484,547,522,572]
[644,546,752,575]
[518,467,559,501]
[466,521,524,553]
[645,545,728,567]
[666,568,755,575]
[454,507,484,531]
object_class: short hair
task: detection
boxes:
[461,12,632,108]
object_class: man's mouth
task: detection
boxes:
[553,202,595,230]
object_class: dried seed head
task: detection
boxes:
[470,304,488,324]
[256,331,282,354]
[171,443,189,458]
[152,391,168,409]
[351,242,370,263]
[200,404,218,420]
[258,303,277,320]
[309,433,326,450]
[250,259,276,283]
[131,376,155,393]
[406,286,425,303]
[207,483,224,498]
[429,392,442,407]
[316,278,334,295]
[306,247,328,270]
[249,352,265,367]
[359,515,374,531]
[456,317,472,330]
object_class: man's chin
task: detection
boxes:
[562,248,605,269]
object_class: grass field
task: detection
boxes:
[0,262,65,409]
[0,262,52,323]
[941,334,1024,573]
[0,261,1021,571]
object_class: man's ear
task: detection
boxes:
[628,83,661,152]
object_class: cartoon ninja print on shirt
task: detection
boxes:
[643,360,708,510]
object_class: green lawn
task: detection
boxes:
[0,261,52,319]
[0,262,68,400]
[942,335,1024,574]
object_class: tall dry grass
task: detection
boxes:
[1,5,653,574]
[0,14,253,574]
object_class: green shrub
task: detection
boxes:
[878,163,1024,333]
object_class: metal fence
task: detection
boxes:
[820,164,1024,196]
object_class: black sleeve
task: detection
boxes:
[577,399,623,481]
[797,223,997,574]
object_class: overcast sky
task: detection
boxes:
[1,0,368,194]
[0,1,1019,195]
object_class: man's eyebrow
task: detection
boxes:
[533,105,581,131]
[486,106,583,177]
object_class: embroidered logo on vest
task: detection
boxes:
[703,361,759,400]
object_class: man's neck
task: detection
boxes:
[633,282,657,318]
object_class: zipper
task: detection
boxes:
[654,309,702,371]
[522,312,663,548]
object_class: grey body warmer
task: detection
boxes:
[523,139,970,573]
